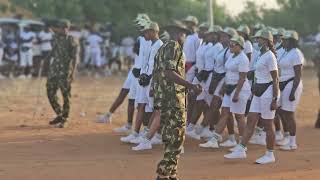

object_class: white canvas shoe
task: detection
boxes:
[199,137,219,149]
[220,139,237,147]
[130,135,145,144]
[224,147,247,159]
[280,143,297,151]
[275,131,284,141]
[132,138,152,151]
[120,133,138,143]
[255,152,275,164]
[186,129,201,140]
[113,124,131,133]
[276,136,290,146]
[229,144,247,152]
[199,127,214,139]
[96,112,112,123]
[150,134,163,145]
[249,132,266,146]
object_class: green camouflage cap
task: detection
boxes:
[230,34,245,48]
[237,25,250,35]
[163,20,190,34]
[183,15,199,25]
[141,21,160,32]
[253,23,265,30]
[199,22,210,29]
[56,19,70,28]
[136,18,150,29]
[206,25,223,34]
[253,29,273,42]
[134,13,150,23]
[272,28,286,36]
[222,27,238,37]
[160,30,170,42]
[283,30,299,41]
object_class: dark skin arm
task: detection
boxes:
[164,70,202,95]
[232,72,247,102]
[246,53,252,62]
[289,64,302,101]
[270,70,279,110]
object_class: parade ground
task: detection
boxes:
[0,68,319,180]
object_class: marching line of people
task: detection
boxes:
[96,13,304,180]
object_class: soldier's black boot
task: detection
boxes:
[156,176,170,180]
[169,177,179,180]
[49,116,63,125]
[55,118,67,128]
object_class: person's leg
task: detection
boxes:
[109,88,129,113]
[127,99,135,125]
[262,119,275,151]
[280,110,298,150]
[234,114,246,137]
[187,91,196,124]
[316,110,320,128]
[133,103,146,133]
[207,96,222,130]
[226,114,235,139]
[61,80,72,122]
[46,79,63,125]
[240,112,260,146]
[187,100,205,130]
[156,108,185,179]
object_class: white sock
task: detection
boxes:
[289,136,296,145]
[266,150,274,156]
[229,134,236,142]
[238,136,243,142]
[276,131,282,136]
[284,131,290,137]
[187,123,195,131]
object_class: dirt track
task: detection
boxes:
[0,69,319,180]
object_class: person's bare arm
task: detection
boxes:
[232,72,247,102]
[290,65,302,101]
[270,70,279,110]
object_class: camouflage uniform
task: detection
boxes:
[153,40,186,178]
[46,33,77,121]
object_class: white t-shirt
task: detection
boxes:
[254,50,278,84]
[278,48,304,82]
[196,42,211,71]
[139,38,152,73]
[243,40,253,54]
[38,31,53,51]
[250,48,260,71]
[86,34,103,49]
[214,47,232,74]
[276,47,286,61]
[316,33,320,43]
[183,33,201,62]
[204,42,223,71]
[20,31,36,48]
[143,39,163,75]
[225,51,250,91]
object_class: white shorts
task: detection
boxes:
[186,65,196,82]
[20,50,33,67]
[84,46,91,64]
[213,77,225,98]
[122,70,134,89]
[249,86,278,119]
[221,89,250,115]
[128,76,139,100]
[196,73,213,105]
[136,84,153,112]
[90,48,102,67]
[279,81,303,112]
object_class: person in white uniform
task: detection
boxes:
[186,25,223,140]
[121,21,163,144]
[237,25,252,61]
[96,15,150,134]
[200,35,251,149]
[277,30,304,151]
[86,29,103,76]
[224,29,279,165]
[38,25,53,77]
[19,25,36,78]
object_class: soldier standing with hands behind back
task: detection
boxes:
[46,19,78,128]
[153,21,201,180]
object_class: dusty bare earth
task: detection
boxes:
[0,69,319,180]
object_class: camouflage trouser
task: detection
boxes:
[156,107,186,177]
[46,78,72,119]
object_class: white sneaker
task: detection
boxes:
[249,132,266,146]
[139,128,149,137]
[186,124,195,132]
[276,136,289,146]
[186,129,201,140]
[130,135,145,144]
[96,112,112,123]
[199,138,219,149]
[224,148,247,159]
[120,133,138,143]
[132,138,152,151]
[255,152,275,164]
[113,124,131,133]
[150,134,162,145]
[18,75,26,79]
[199,128,214,139]
[229,144,247,152]
[280,144,297,151]
[275,131,284,141]
[220,139,237,147]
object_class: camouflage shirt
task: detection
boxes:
[152,40,186,109]
[48,34,78,80]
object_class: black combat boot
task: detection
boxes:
[156,176,170,180]
[49,116,63,125]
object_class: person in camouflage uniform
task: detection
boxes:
[46,19,78,128]
[153,21,201,180]
[314,42,320,128]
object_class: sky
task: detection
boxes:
[216,0,279,16]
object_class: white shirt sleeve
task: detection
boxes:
[238,54,249,72]
[268,52,278,72]
[244,41,253,54]
[293,49,304,66]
